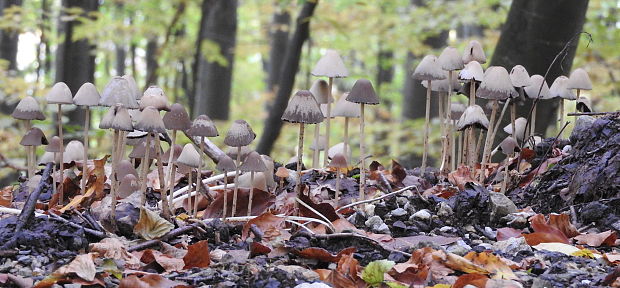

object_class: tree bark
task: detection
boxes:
[193,0,237,120]
[256,0,318,155]
[0,0,22,71]
[267,8,290,92]
[145,38,159,86]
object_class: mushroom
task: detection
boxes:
[309,79,331,168]
[122,75,141,100]
[310,134,327,166]
[73,82,101,195]
[134,106,167,208]
[459,61,484,106]
[140,86,170,111]
[498,137,520,194]
[117,174,140,199]
[311,50,349,167]
[328,152,348,204]
[162,103,191,213]
[46,82,73,204]
[45,136,62,196]
[345,79,380,200]
[109,105,133,224]
[216,154,236,221]
[275,166,289,191]
[63,140,85,165]
[11,96,46,178]
[332,92,360,161]
[462,40,487,64]
[177,143,201,216]
[456,105,489,169]
[20,128,48,177]
[523,75,551,138]
[509,65,532,141]
[226,145,252,160]
[576,96,592,113]
[412,55,446,175]
[238,151,268,216]
[117,159,139,178]
[438,47,465,172]
[503,117,528,143]
[566,68,592,108]
[224,120,256,217]
[187,114,218,216]
[549,75,576,134]
[450,102,466,166]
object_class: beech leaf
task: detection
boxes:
[134,208,174,240]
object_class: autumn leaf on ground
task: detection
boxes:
[532,242,581,256]
[295,247,356,263]
[241,211,284,240]
[604,252,620,265]
[134,208,174,240]
[89,237,141,269]
[463,252,517,280]
[496,227,523,241]
[522,214,571,245]
[138,249,185,272]
[548,213,579,238]
[54,253,97,282]
[574,231,617,247]
[0,186,13,207]
[571,248,596,259]
[0,273,33,288]
[183,240,210,268]
[318,252,366,288]
[119,274,188,288]
[452,273,489,288]
[448,165,477,191]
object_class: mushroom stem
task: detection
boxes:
[439,91,450,174]
[24,120,33,178]
[312,124,320,168]
[57,104,64,205]
[559,99,565,137]
[80,107,90,195]
[110,129,119,201]
[467,127,475,169]
[167,129,177,215]
[222,170,228,221]
[469,79,476,106]
[187,169,193,215]
[457,127,463,166]
[296,123,305,197]
[193,168,200,218]
[480,100,499,182]
[359,103,366,200]
[155,136,170,219]
[343,117,350,160]
[531,104,537,138]
[140,132,152,206]
[451,119,457,171]
[247,171,255,216]
[335,168,341,204]
[438,91,445,172]
[501,152,513,194]
[421,80,432,175]
[474,130,484,165]
[323,77,333,167]
[231,146,241,217]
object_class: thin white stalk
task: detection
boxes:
[167,130,178,215]
[421,80,431,174]
[343,117,350,160]
[359,103,366,200]
[81,107,90,194]
[57,104,64,205]
[295,197,335,232]
[231,146,241,217]
[296,123,305,196]
[139,132,152,206]
[312,124,320,168]
[323,77,333,167]
[247,171,255,216]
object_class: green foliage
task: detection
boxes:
[361,259,395,286]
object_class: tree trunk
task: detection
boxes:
[0,0,22,71]
[145,38,159,86]
[114,2,125,76]
[267,8,290,92]
[491,0,589,136]
[256,0,318,155]
[190,0,214,115]
[193,0,237,120]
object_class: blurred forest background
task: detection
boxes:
[0,0,618,184]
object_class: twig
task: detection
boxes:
[567,111,619,116]
[0,152,27,171]
[336,185,419,212]
[312,233,412,258]
[128,223,200,252]
[46,213,106,239]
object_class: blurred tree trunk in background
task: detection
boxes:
[267,7,290,92]
[0,0,22,71]
[114,2,125,76]
[491,0,589,136]
[193,0,237,120]
[190,0,213,115]
[257,0,318,155]
[145,38,158,86]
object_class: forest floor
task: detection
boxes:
[0,114,619,288]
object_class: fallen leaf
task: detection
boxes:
[140,249,185,272]
[604,252,620,264]
[532,242,581,256]
[183,240,210,268]
[249,242,271,258]
[548,213,579,238]
[522,214,570,245]
[0,186,13,207]
[574,231,617,247]
[295,247,357,263]
[54,253,97,282]
[0,273,33,288]
[241,211,284,240]
[448,165,477,191]
[463,252,517,280]
[203,188,275,218]
[571,248,596,258]
[89,238,141,268]
[298,193,340,222]
[452,273,489,288]
[444,252,489,274]
[134,208,174,240]
[496,228,523,241]
[361,259,395,286]
[119,274,187,288]
[382,235,460,251]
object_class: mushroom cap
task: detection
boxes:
[311,49,349,78]
[140,86,170,111]
[412,55,446,81]
[346,79,380,105]
[327,142,350,159]
[576,96,592,112]
[328,153,349,168]
[99,76,139,109]
[216,154,237,172]
[524,75,551,100]
[163,103,192,131]
[260,154,275,188]
[128,138,162,159]
[332,92,361,118]
[117,174,139,199]
[45,136,62,152]
[38,151,57,165]
[46,82,73,105]
[122,75,141,100]
[549,76,577,100]
[309,79,332,104]
[476,66,517,100]
[224,120,256,147]
[282,90,324,124]
[73,82,100,106]
[134,106,166,133]
[187,114,219,137]
[237,171,267,190]
[462,40,486,64]
[319,104,336,119]
[310,135,327,151]
[63,140,85,164]
[125,131,170,146]
[162,144,183,164]
[239,151,268,172]
[422,71,461,92]
[567,68,592,90]
[503,117,528,141]
[177,143,201,168]
[226,145,253,160]
[438,47,464,71]
[99,105,117,129]
[509,65,531,88]
[450,102,467,121]
[456,105,489,131]
[275,166,290,178]
[459,61,484,82]
[498,137,520,155]
[11,96,46,120]
[20,127,48,146]
[111,105,134,132]
[117,159,139,178]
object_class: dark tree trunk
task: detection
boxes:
[256,0,318,155]
[376,50,394,95]
[266,8,290,92]
[491,0,589,136]
[190,0,213,117]
[193,0,237,120]
[114,2,125,76]
[0,0,21,71]
[145,38,159,86]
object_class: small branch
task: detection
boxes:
[0,152,27,171]
[567,111,619,116]
[312,232,412,258]
[336,185,419,212]
[128,223,199,252]
[47,213,107,239]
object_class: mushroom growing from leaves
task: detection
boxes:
[239,151,268,216]
[73,82,101,195]
[456,105,489,169]
[224,120,256,217]
[345,79,380,200]
[328,152,348,204]
[187,114,218,216]
[503,117,528,143]
[177,143,201,216]
[45,136,62,196]
[523,75,551,139]
[20,128,48,180]
[438,47,464,173]
[11,96,46,178]
[134,106,167,209]
[216,154,236,221]
[46,82,73,204]
[282,90,324,200]
[309,79,331,168]
[109,105,133,224]
[549,76,576,135]
[498,137,520,194]
[332,92,360,161]
[412,55,446,175]
[459,61,484,106]
[311,49,349,166]
[275,166,289,191]
[566,68,592,108]
[162,103,191,213]
[118,174,140,199]
[509,65,532,141]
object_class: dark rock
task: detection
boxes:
[580,201,608,223]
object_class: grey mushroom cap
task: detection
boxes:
[282,90,324,124]
[550,76,577,100]
[187,115,219,137]
[216,154,237,172]
[117,174,139,199]
[239,151,268,172]
[311,49,349,78]
[412,55,446,81]
[567,68,593,90]
[99,76,139,109]
[134,106,167,133]
[459,61,484,82]
[524,75,552,100]
[450,102,467,121]
[163,103,192,131]
[122,75,141,100]
[128,138,163,159]
[319,104,335,119]
[422,71,462,92]
[73,82,100,106]
[309,79,332,104]
[46,136,62,153]
[46,82,73,105]
[332,93,361,118]
[310,135,327,151]
[177,143,201,168]
[503,117,528,140]
[456,105,489,131]
[498,137,521,155]
[140,86,170,111]
[162,144,183,164]
[328,153,349,168]
[117,159,139,178]
[476,66,517,100]
[327,142,351,159]
[576,96,592,112]
[111,105,134,132]
[509,65,531,88]
[226,145,253,160]
[20,127,48,146]
[99,105,117,129]
[11,96,46,120]
[346,79,380,105]
[438,47,464,71]
[63,140,85,164]
[224,120,256,147]
[462,40,486,64]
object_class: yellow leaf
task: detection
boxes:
[134,208,174,240]
[571,249,595,259]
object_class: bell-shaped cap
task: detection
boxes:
[187,115,219,137]
[412,55,446,81]
[129,138,162,159]
[237,171,267,190]
[346,79,380,105]
[275,166,290,178]
[450,102,467,121]
[438,47,464,71]
[39,151,57,165]
[111,104,134,131]
[309,79,332,104]
[226,145,252,160]
[310,135,327,151]
[224,120,256,147]
[422,71,461,92]
[12,96,46,120]
[260,154,275,188]
[117,159,139,177]
[550,76,577,100]
[332,92,361,118]
[498,137,520,155]
[140,86,170,111]
[524,75,551,100]
[239,151,268,172]
[509,65,531,88]
[45,136,62,152]
[503,117,528,141]
[319,104,335,119]
[327,142,350,159]
[462,40,486,64]
[282,90,324,124]
[216,154,236,172]
[73,82,100,106]
[177,143,201,168]
[99,106,117,129]
[477,66,517,100]
[456,105,489,131]
[117,174,139,199]
[567,68,592,90]
[46,82,73,105]
[122,75,141,100]
[99,76,139,109]
[20,127,48,146]
[135,106,166,133]
[576,96,592,112]
[328,153,349,169]
[311,49,349,78]
[459,61,484,82]
[162,144,183,164]
[163,103,191,131]
[63,140,85,164]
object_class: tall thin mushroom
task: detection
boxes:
[109,105,133,224]
[456,105,489,170]
[450,103,466,167]
[332,92,360,161]
[549,76,576,137]
[176,143,201,216]
[187,115,218,216]
[45,82,73,204]
[20,128,48,178]
[73,83,101,195]
[438,47,464,173]
[238,151,268,216]
[215,154,236,221]
[309,79,331,168]
[509,65,532,142]
[498,137,520,194]
[328,152,348,204]
[134,107,167,208]
[45,136,62,196]
[223,120,256,217]
[11,96,46,178]
[523,75,551,139]
[566,68,592,109]
[162,103,191,213]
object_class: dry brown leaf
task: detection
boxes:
[183,240,211,268]
[448,165,477,191]
[241,211,284,240]
[574,231,617,247]
[134,208,174,240]
[452,273,489,288]
[444,251,489,275]
[522,214,571,245]
[89,238,141,268]
[249,242,272,258]
[0,186,13,207]
[548,213,580,238]
[496,228,523,241]
[295,247,357,263]
[203,188,275,218]
[464,252,517,280]
[604,252,620,265]
[0,273,33,288]
[54,253,97,282]
[119,274,187,288]
[140,249,185,272]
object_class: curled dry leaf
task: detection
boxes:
[54,253,97,282]
[295,247,357,263]
[547,213,579,238]
[0,273,33,288]
[522,214,571,245]
[139,249,185,272]
[574,231,617,247]
[448,166,477,191]
[89,238,141,269]
[298,193,340,222]
[317,252,366,288]
[463,252,517,280]
[0,186,13,207]
[241,211,284,240]
[183,240,211,268]
[119,274,188,288]
[134,208,174,240]
[249,242,272,258]
[452,273,489,288]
